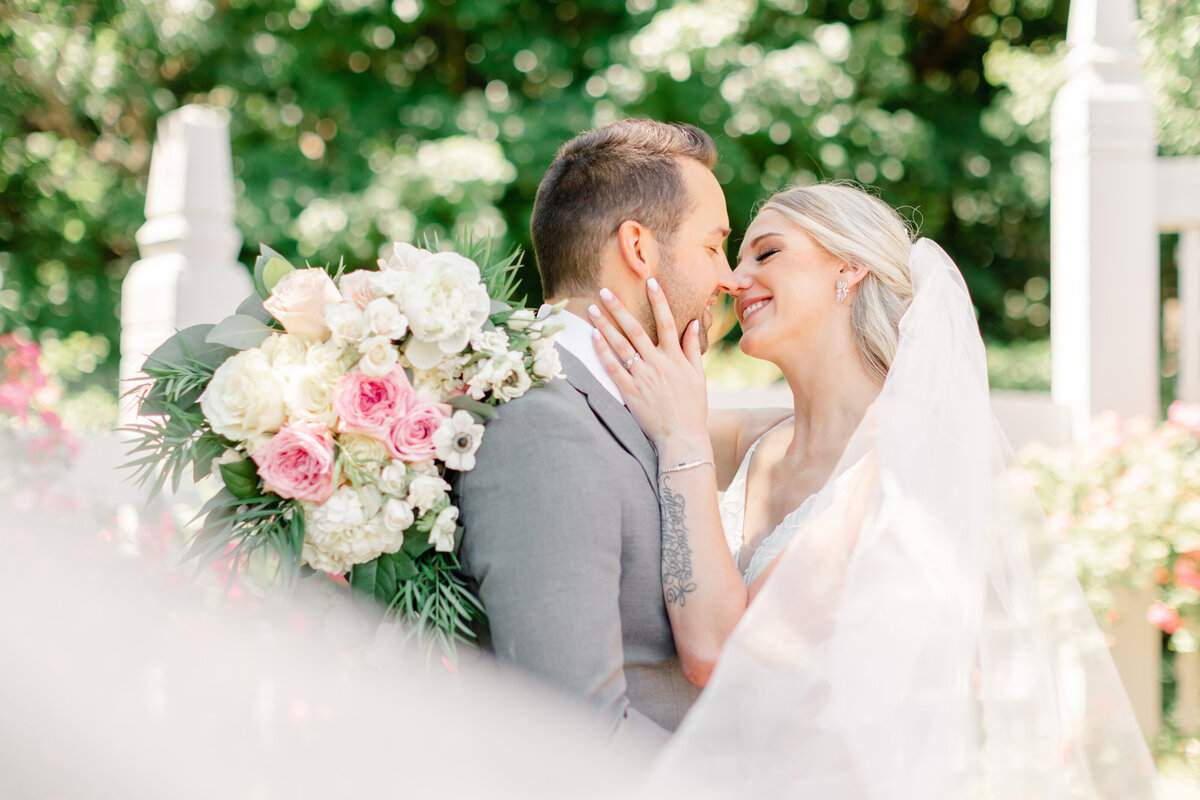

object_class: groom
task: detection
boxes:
[456,119,739,741]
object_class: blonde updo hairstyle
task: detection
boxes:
[760,183,915,381]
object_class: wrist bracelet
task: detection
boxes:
[659,457,716,476]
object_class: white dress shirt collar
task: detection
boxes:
[541,306,624,405]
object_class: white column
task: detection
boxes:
[119,105,254,423]
[1050,0,1160,435]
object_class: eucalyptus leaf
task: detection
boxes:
[206,314,274,350]
[253,244,295,299]
[447,395,500,421]
[237,293,276,326]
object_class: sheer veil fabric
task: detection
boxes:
[650,240,1159,798]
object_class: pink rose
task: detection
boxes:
[1147,601,1181,634]
[1168,402,1200,435]
[387,401,449,462]
[264,268,343,340]
[252,421,337,503]
[339,270,383,310]
[333,367,415,438]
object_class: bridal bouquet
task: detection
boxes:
[126,240,563,658]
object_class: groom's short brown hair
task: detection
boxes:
[531,119,718,299]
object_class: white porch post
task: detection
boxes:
[118,105,254,423]
[1049,0,1160,435]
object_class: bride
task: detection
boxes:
[590,183,1159,798]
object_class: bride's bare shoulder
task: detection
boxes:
[708,408,794,489]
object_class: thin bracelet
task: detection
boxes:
[659,457,716,476]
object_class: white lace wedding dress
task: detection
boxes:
[721,416,867,586]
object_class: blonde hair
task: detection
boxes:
[761,183,915,381]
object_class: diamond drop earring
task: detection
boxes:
[836,279,849,303]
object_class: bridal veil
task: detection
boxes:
[652,239,1160,798]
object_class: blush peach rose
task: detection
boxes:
[264,268,343,340]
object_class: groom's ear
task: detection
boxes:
[615,219,659,280]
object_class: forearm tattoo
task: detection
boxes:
[660,475,697,607]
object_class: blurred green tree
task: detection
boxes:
[2,0,1189,411]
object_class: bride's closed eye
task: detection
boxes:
[755,248,780,263]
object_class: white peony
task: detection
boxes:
[433,410,485,472]
[357,335,400,377]
[285,364,339,426]
[381,241,435,272]
[300,487,405,574]
[325,302,370,347]
[364,297,409,340]
[382,497,416,533]
[399,252,491,370]
[428,505,459,553]
[407,473,450,515]
[369,268,409,298]
[470,328,510,354]
[200,348,287,444]
[307,338,355,373]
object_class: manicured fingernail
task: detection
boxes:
[647,277,660,292]
[599,287,614,302]
[588,304,601,318]
[690,320,700,332]
[592,329,602,340]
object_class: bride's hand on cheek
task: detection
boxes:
[589,278,711,454]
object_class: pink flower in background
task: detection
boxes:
[1168,402,1200,435]
[1046,511,1075,535]
[1115,464,1154,494]
[387,401,448,462]
[252,421,337,503]
[333,367,415,438]
[264,268,343,339]
[339,270,383,310]
[1176,558,1200,592]
[1147,602,1181,634]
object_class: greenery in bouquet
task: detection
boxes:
[125,239,563,659]
[1021,403,1200,652]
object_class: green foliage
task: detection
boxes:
[1141,0,1200,157]
[2,0,1192,397]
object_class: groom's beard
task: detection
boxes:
[656,260,710,353]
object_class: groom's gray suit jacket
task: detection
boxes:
[457,348,699,737]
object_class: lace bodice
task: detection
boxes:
[720,417,862,586]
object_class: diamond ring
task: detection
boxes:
[622,354,641,370]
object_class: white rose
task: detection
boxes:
[306,339,354,372]
[382,241,435,272]
[285,365,339,426]
[259,333,310,369]
[505,308,536,331]
[200,348,287,443]
[399,252,491,369]
[470,328,510,354]
[433,410,485,472]
[365,297,409,340]
[531,344,563,380]
[428,505,459,553]
[407,473,450,515]
[339,432,390,465]
[325,302,370,347]
[379,460,408,495]
[382,497,415,533]
[357,335,400,377]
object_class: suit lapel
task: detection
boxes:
[557,349,659,493]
